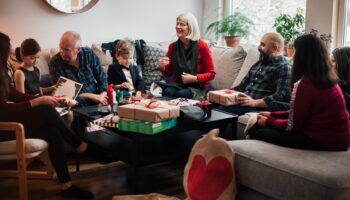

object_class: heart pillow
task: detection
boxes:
[184,129,237,200]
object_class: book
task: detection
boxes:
[53,76,83,116]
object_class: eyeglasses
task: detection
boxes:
[59,47,78,53]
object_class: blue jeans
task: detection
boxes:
[162,87,192,99]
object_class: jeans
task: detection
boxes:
[162,86,192,99]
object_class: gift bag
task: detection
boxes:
[183,129,237,200]
[112,193,180,200]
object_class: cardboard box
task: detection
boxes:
[118,118,177,135]
[118,101,180,122]
[208,89,240,106]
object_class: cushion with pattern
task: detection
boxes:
[142,45,166,90]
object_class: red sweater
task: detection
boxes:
[160,39,216,90]
[0,87,35,119]
[267,78,350,151]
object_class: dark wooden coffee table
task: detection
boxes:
[73,105,237,189]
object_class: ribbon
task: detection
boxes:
[199,98,210,113]
[224,89,234,94]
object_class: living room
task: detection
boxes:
[1,0,350,200]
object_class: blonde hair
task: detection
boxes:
[115,40,134,57]
[177,12,200,41]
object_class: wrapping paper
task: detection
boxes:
[118,100,180,122]
[208,89,240,106]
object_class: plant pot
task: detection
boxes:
[225,36,241,48]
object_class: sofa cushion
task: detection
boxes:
[232,45,260,87]
[142,45,166,90]
[0,139,48,160]
[209,45,246,90]
[229,140,350,200]
[91,43,113,67]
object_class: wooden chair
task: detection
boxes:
[0,122,54,200]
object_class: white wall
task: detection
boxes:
[0,0,203,49]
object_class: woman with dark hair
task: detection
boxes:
[249,34,350,151]
[0,32,93,198]
[331,47,350,111]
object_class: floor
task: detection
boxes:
[0,154,187,200]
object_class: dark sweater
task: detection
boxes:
[267,78,350,151]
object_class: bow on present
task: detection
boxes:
[224,89,235,94]
[198,99,210,113]
[135,99,161,109]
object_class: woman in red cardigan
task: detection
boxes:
[250,34,350,151]
[159,12,216,99]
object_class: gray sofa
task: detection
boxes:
[14,41,350,199]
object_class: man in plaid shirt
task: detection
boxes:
[218,32,291,116]
[49,31,108,106]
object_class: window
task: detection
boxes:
[230,0,306,45]
[344,0,350,46]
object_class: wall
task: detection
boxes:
[0,0,203,49]
[305,0,338,49]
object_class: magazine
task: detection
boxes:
[53,76,83,116]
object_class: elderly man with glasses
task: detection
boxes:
[49,31,108,106]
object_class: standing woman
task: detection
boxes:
[0,32,93,199]
[331,47,350,112]
[250,34,350,151]
[159,12,216,99]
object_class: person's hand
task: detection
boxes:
[158,57,169,71]
[118,82,131,89]
[181,72,197,84]
[257,114,268,127]
[30,96,60,107]
[49,85,57,93]
[97,92,108,105]
[258,111,271,118]
[236,93,258,107]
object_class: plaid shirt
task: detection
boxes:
[234,55,291,106]
[49,47,108,95]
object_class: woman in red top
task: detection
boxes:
[0,32,93,198]
[159,12,216,99]
[250,34,350,151]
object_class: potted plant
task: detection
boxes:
[273,8,305,55]
[206,12,253,47]
[273,8,305,42]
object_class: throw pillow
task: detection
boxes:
[91,43,113,67]
[209,45,247,90]
[142,45,166,90]
[183,129,237,200]
[232,45,260,87]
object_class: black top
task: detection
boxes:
[19,67,41,95]
[107,62,145,92]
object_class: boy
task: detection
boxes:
[107,40,145,96]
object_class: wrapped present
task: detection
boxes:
[92,114,119,128]
[208,89,241,106]
[118,99,180,122]
[118,118,177,135]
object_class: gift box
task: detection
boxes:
[118,118,177,135]
[118,100,180,122]
[208,89,240,106]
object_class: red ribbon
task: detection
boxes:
[199,98,210,113]
[224,89,234,94]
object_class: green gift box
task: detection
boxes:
[118,118,177,135]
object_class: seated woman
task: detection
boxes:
[250,34,350,151]
[0,32,93,199]
[331,47,350,112]
[159,12,216,100]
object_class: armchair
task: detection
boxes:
[0,122,54,200]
